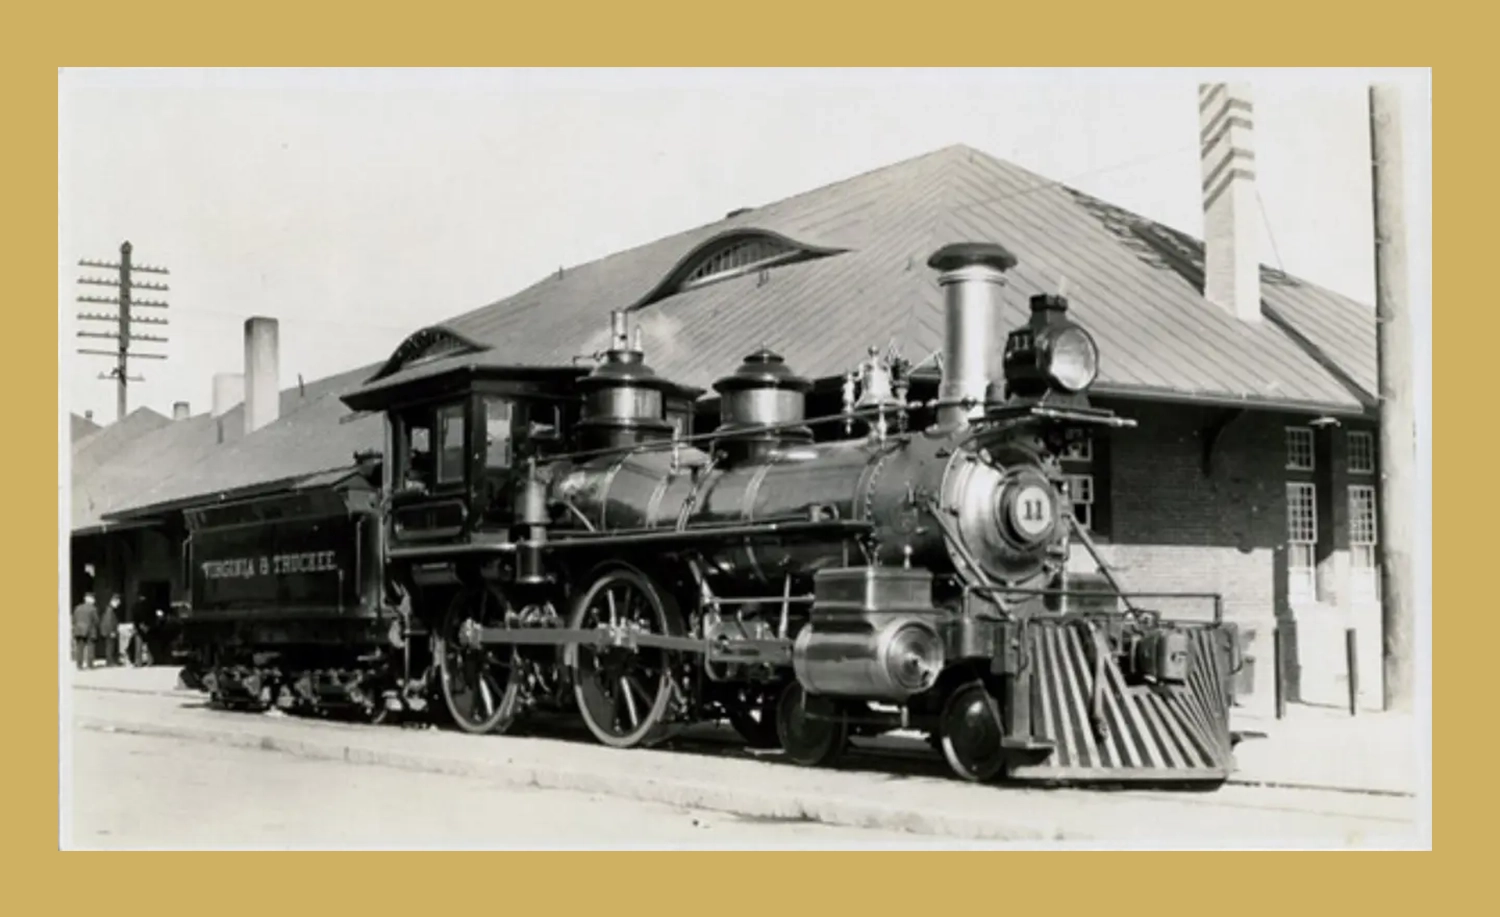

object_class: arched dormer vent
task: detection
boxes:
[369,326,483,382]
[644,231,840,305]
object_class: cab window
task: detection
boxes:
[403,418,433,491]
[436,404,467,485]
[485,397,514,469]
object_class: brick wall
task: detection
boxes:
[1066,401,1289,711]
[1063,399,1384,712]
[1073,400,1284,615]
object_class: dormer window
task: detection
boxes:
[677,235,808,292]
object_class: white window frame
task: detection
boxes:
[1349,484,1378,569]
[1064,473,1094,531]
[1286,426,1315,472]
[1286,481,1318,603]
[1347,430,1376,475]
[1061,431,1093,463]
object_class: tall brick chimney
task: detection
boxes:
[244,316,280,435]
[211,373,244,418]
[1198,83,1262,323]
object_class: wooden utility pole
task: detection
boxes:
[76,241,170,422]
[1369,85,1416,713]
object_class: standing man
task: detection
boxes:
[71,593,99,670]
[101,595,121,667]
[117,614,137,667]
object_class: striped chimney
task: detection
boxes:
[1198,83,1262,323]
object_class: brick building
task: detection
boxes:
[76,133,1380,713]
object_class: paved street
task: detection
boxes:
[65,670,1427,849]
[69,726,916,849]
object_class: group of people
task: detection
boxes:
[70,592,150,669]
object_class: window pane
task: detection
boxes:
[1063,430,1093,463]
[485,398,513,469]
[1065,474,1093,530]
[1286,427,1314,470]
[1348,431,1375,474]
[1287,482,1317,543]
[1289,543,1316,569]
[1073,503,1092,530]
[1349,485,1378,545]
[404,418,433,488]
[436,405,466,484]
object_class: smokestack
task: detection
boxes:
[244,316,280,435]
[172,401,190,421]
[1198,82,1262,322]
[927,242,1019,428]
[212,373,244,418]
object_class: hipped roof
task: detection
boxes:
[430,144,1374,415]
[91,143,1378,533]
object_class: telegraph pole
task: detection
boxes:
[76,241,170,422]
[1369,85,1416,713]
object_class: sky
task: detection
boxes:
[58,67,1432,425]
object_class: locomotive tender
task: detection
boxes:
[181,242,1240,785]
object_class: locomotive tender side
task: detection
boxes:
[178,468,423,721]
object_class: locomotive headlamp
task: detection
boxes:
[1047,325,1099,392]
[1002,293,1100,398]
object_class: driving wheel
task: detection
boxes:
[568,564,685,749]
[435,584,523,735]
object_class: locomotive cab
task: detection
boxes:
[342,354,593,547]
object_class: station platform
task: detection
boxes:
[66,664,1423,797]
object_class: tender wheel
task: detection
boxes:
[726,685,783,750]
[940,682,1007,782]
[568,564,684,749]
[775,682,847,767]
[436,584,522,735]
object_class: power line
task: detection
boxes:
[74,241,171,423]
[1254,186,1287,274]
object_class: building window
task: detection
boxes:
[679,236,800,291]
[1064,474,1094,530]
[1061,430,1093,463]
[1287,482,1318,603]
[436,404,467,485]
[1348,431,1376,475]
[1349,484,1378,569]
[1286,426,1315,471]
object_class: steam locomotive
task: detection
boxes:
[179,242,1240,785]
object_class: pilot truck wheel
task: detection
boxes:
[940,682,1008,782]
[775,681,848,768]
